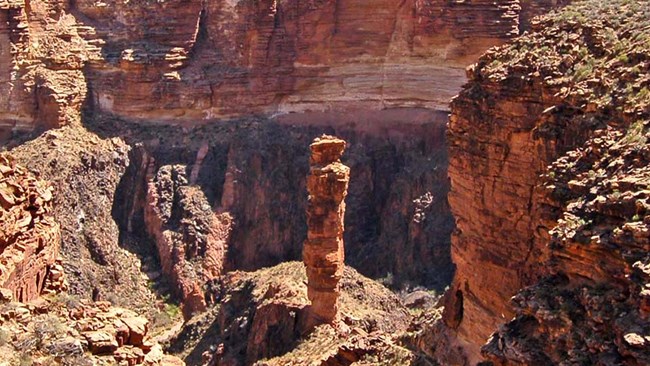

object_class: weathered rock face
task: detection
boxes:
[144,159,232,319]
[439,1,650,364]
[304,135,350,326]
[0,0,91,141]
[0,0,567,140]
[68,0,527,121]
[9,125,163,316]
[0,155,60,302]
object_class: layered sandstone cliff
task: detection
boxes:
[439,0,650,364]
[304,135,350,326]
[0,0,567,140]
[0,155,60,302]
[1,0,568,319]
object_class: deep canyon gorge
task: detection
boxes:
[0,0,649,365]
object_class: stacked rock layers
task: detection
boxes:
[0,155,60,302]
[304,136,350,325]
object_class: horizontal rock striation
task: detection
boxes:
[0,0,568,140]
[440,0,650,364]
[0,155,60,302]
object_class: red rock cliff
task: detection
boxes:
[0,155,60,302]
[0,0,90,141]
[0,0,567,139]
[441,1,650,364]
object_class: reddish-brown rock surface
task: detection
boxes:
[104,115,454,313]
[304,135,350,326]
[0,296,185,365]
[8,125,164,315]
[168,262,411,366]
[436,1,650,364]
[0,155,60,302]
[0,0,567,140]
[0,0,91,141]
[144,159,232,319]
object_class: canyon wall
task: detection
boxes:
[0,0,569,307]
[0,0,90,141]
[8,125,165,315]
[0,0,568,139]
[440,1,650,364]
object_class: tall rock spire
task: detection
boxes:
[303,135,350,327]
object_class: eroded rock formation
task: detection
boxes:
[144,158,232,319]
[0,295,185,365]
[304,135,350,326]
[0,0,91,141]
[0,155,60,302]
[436,1,650,364]
[168,262,411,366]
[106,116,453,311]
[9,125,162,314]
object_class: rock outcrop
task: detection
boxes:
[0,155,60,302]
[168,262,411,366]
[0,295,185,365]
[437,0,650,364]
[107,114,453,303]
[144,159,232,319]
[304,135,350,327]
[0,0,92,141]
[9,125,162,316]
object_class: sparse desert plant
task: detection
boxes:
[377,272,395,288]
[152,311,172,328]
[32,314,66,351]
[0,328,9,347]
[50,292,81,310]
[19,353,32,366]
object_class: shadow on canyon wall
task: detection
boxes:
[96,108,455,293]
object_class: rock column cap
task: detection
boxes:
[310,135,346,165]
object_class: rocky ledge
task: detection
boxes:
[0,294,185,365]
[167,262,413,366]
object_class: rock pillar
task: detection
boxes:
[303,135,350,326]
